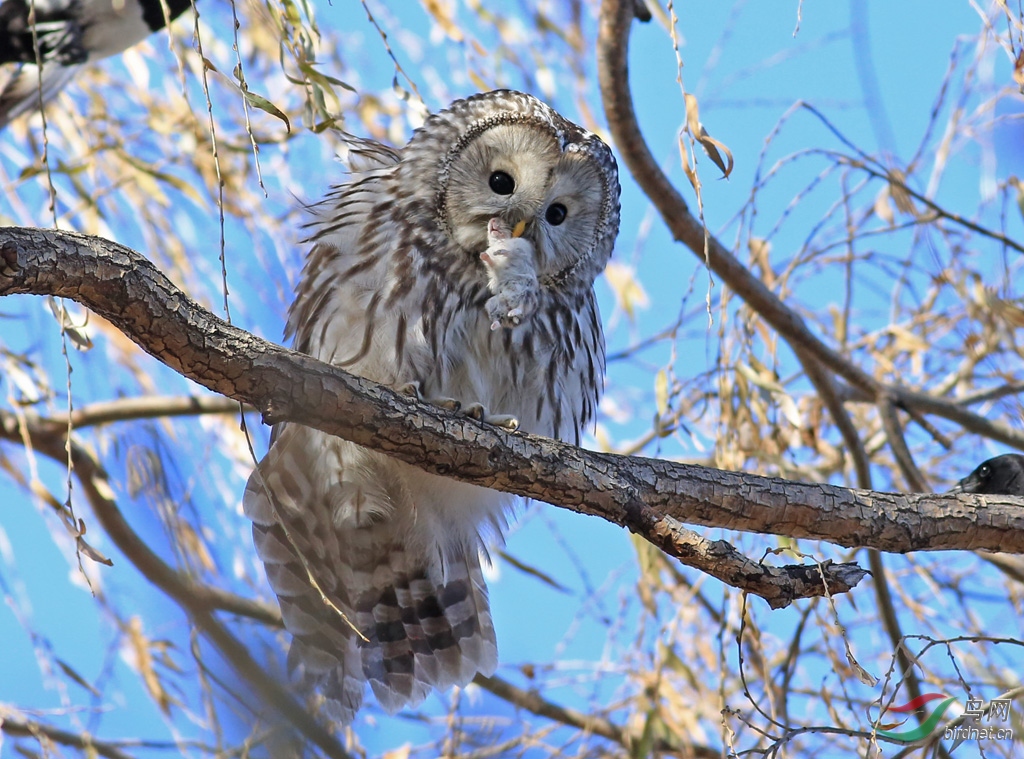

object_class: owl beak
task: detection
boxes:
[511,219,528,238]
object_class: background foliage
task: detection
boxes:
[1,1,1023,757]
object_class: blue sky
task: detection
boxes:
[1,1,1022,757]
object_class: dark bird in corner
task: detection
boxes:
[949,454,1024,496]
[0,0,192,129]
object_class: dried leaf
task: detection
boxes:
[874,185,895,226]
[748,237,774,286]
[1010,176,1024,223]
[679,133,700,191]
[735,360,783,394]
[696,126,734,178]
[422,0,464,41]
[242,90,292,131]
[886,324,929,354]
[847,649,879,686]
[468,69,489,93]
[1014,47,1024,91]
[630,534,661,614]
[654,368,669,418]
[4,360,44,404]
[127,617,174,716]
[56,658,101,697]
[382,745,412,759]
[76,536,113,567]
[47,297,93,351]
[887,169,916,215]
[604,261,649,322]
[985,292,1024,329]
[230,64,291,132]
[684,93,733,179]
[177,522,214,572]
[778,393,802,429]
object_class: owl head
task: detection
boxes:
[402,90,621,292]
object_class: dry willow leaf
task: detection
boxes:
[685,92,734,179]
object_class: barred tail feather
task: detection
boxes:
[242,424,498,723]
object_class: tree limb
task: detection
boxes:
[2,228,1023,608]
[473,673,720,758]
[594,0,1024,454]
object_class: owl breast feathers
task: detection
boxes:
[243,89,621,724]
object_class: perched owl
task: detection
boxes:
[243,89,620,724]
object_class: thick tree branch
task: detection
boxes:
[2,228,1023,554]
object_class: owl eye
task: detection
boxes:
[545,203,568,226]
[489,171,515,195]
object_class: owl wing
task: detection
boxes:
[556,289,605,446]
[517,286,605,446]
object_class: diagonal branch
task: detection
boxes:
[594,0,1024,451]
[0,714,136,759]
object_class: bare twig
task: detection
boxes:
[474,673,721,757]
[1,714,136,759]
[593,0,1024,455]
[0,409,351,759]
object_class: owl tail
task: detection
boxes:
[242,425,498,724]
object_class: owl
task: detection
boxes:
[243,89,620,724]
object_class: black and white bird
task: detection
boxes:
[0,0,192,129]
[949,454,1024,496]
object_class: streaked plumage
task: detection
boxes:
[243,90,620,723]
[0,0,191,128]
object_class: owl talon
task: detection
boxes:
[459,402,519,431]
[397,381,421,397]
[485,413,520,431]
[396,382,462,412]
